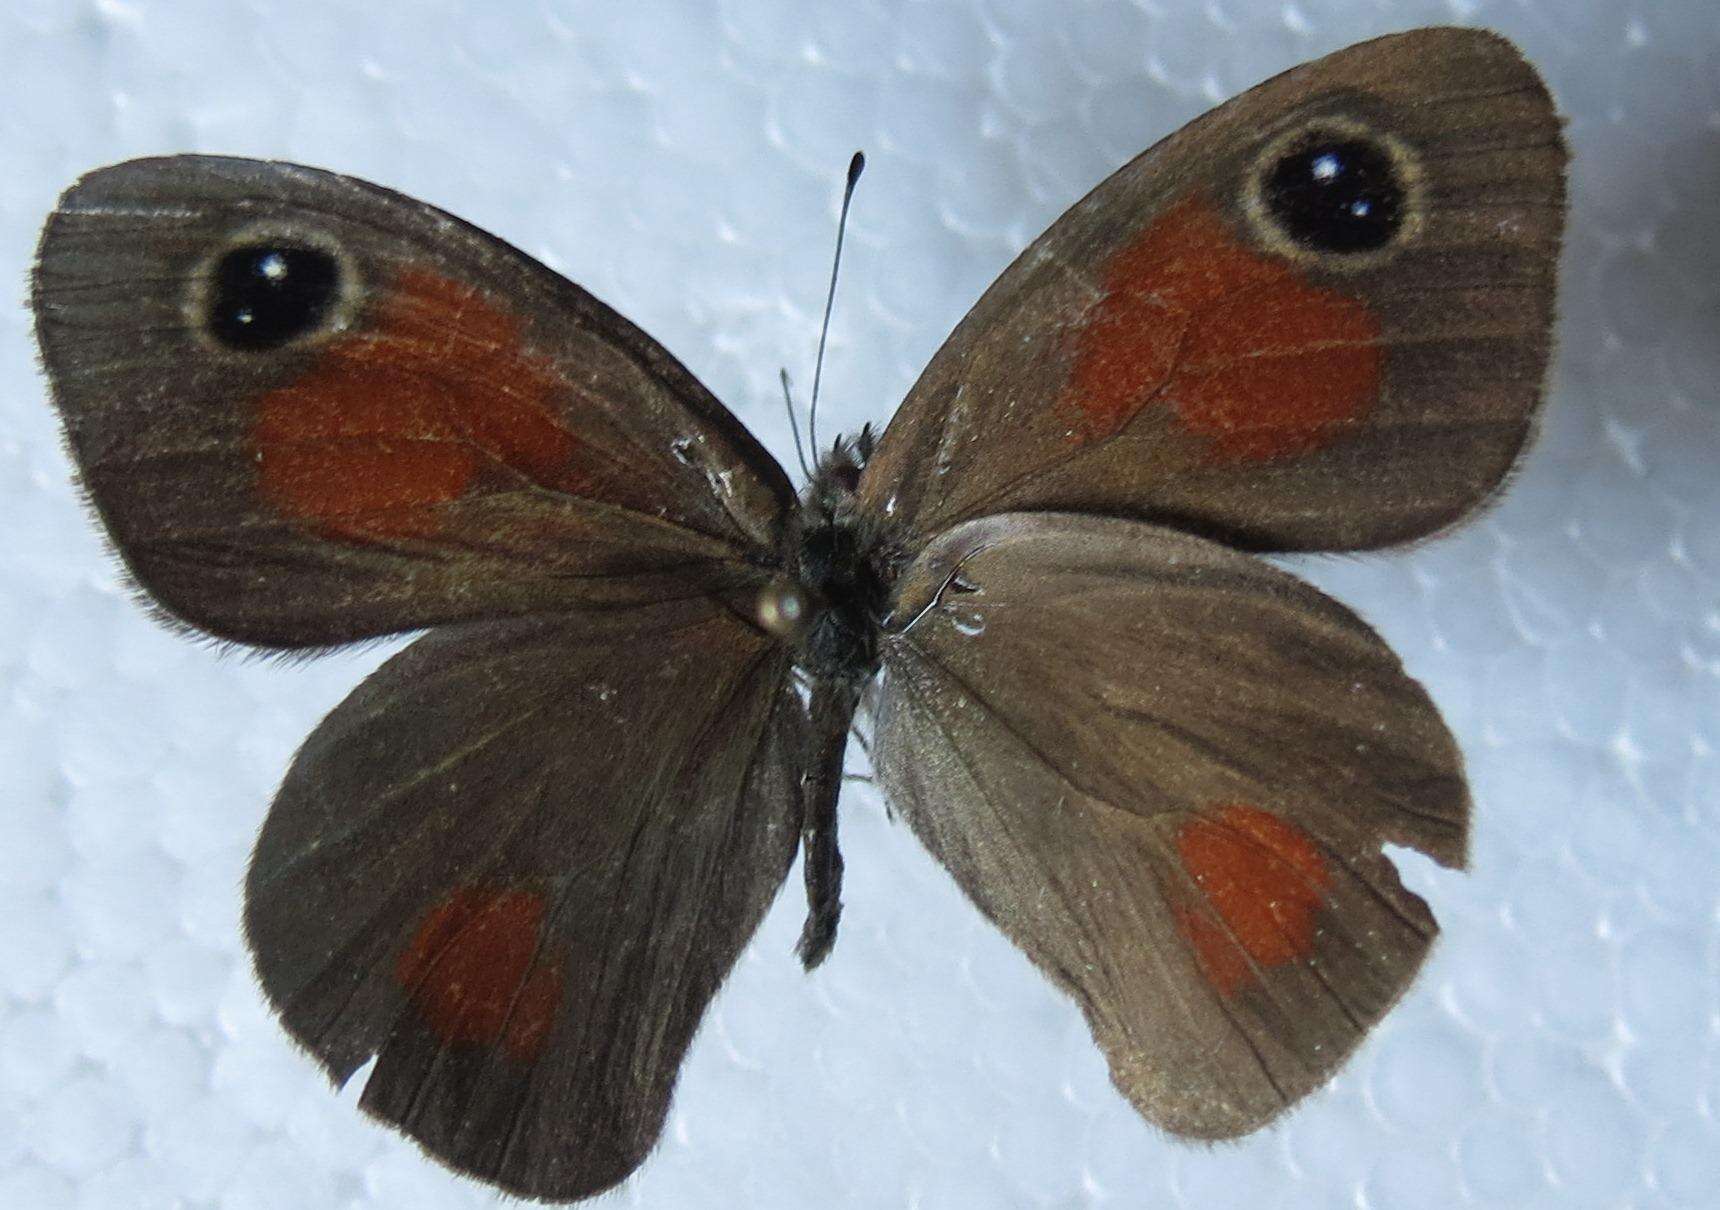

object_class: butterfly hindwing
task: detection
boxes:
[858,27,1565,553]
[874,514,1465,1135]
[244,599,803,1198]
[34,156,792,649]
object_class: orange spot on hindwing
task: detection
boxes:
[396,887,564,1062]
[251,268,592,542]
[1059,198,1381,461]
[1172,803,1334,996]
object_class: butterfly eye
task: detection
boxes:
[206,242,342,350]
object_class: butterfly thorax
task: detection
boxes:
[771,425,892,684]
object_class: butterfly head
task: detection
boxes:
[806,423,875,503]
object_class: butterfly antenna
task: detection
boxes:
[807,150,866,463]
[779,368,814,481]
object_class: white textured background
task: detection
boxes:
[2,2,1717,1208]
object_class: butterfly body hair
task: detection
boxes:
[789,423,895,686]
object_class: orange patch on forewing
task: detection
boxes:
[396,886,564,1062]
[1059,198,1381,461]
[252,268,592,542]
[1172,803,1334,997]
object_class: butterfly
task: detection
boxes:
[33,26,1564,1203]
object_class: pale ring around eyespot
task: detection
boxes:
[1240,113,1426,271]
[184,222,365,354]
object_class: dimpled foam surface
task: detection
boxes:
[2,2,1717,1207]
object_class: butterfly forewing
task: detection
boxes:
[244,599,803,1199]
[873,513,1466,1135]
[858,28,1565,553]
[34,156,792,649]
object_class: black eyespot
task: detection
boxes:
[206,243,340,350]
[1263,135,1404,254]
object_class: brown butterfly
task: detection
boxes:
[32,27,1564,1203]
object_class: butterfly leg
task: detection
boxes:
[795,679,860,970]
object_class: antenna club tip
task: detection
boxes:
[847,151,866,184]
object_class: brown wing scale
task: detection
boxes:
[244,599,804,1198]
[34,156,792,649]
[874,513,1466,1135]
[859,28,1565,554]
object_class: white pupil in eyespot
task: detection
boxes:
[258,252,288,281]
[1311,152,1342,182]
